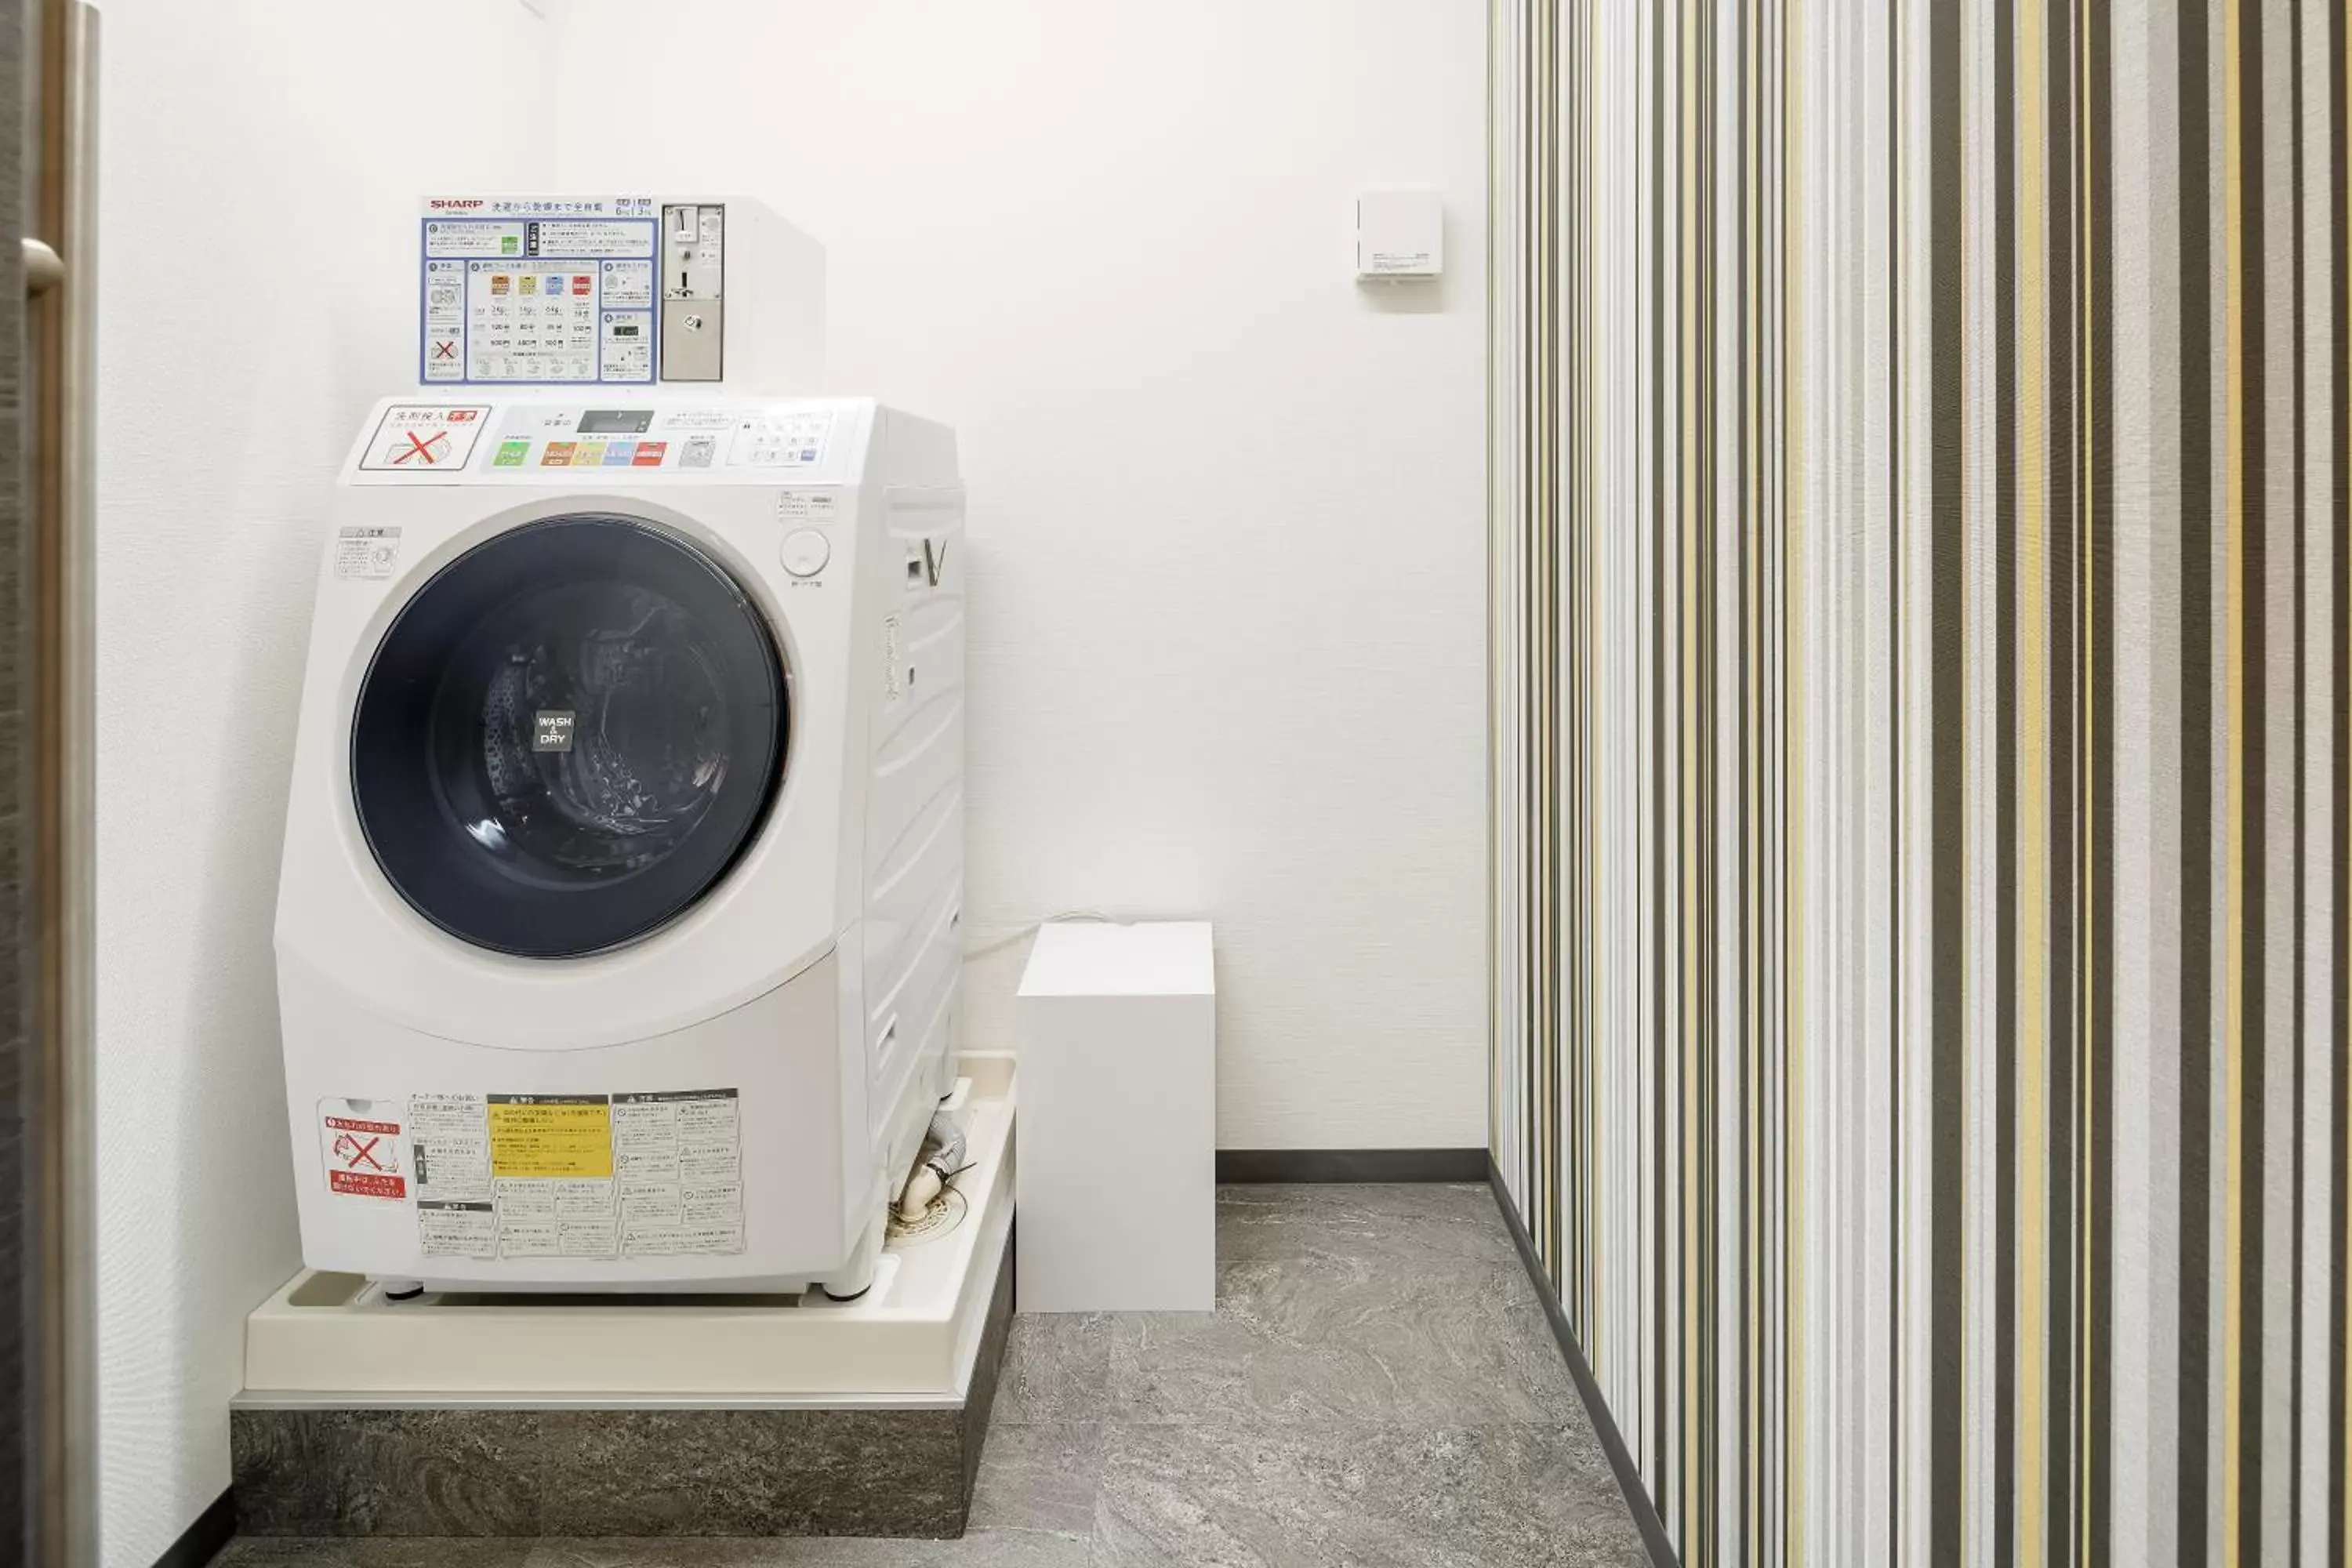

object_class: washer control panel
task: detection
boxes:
[343,398,854,483]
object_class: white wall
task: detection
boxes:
[93,5,555,1563]
[546,0,1491,1148]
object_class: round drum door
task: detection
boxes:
[351,514,787,959]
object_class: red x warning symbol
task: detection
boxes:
[336,1132,389,1170]
[321,1110,406,1200]
[431,339,458,361]
[393,430,450,466]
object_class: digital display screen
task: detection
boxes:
[579,408,653,434]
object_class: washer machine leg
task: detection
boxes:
[818,1203,891,1302]
[380,1279,425,1302]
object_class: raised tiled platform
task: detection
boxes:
[230,1058,1014,1539]
[227,1251,1010,1538]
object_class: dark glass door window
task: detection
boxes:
[352,514,786,958]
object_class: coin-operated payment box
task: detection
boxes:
[417,193,825,392]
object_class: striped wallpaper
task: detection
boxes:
[1486,2,2352,1565]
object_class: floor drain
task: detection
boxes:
[887,1185,969,1247]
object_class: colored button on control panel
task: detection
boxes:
[540,441,575,466]
[633,441,668,467]
[602,441,637,466]
[492,438,530,468]
[572,441,605,466]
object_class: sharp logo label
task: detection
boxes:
[428,198,486,212]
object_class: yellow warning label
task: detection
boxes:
[487,1096,613,1179]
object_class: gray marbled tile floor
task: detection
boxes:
[217,1184,1650,1568]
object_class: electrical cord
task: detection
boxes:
[960,907,1117,960]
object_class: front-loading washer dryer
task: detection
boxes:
[275,395,964,1297]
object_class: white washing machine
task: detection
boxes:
[274,395,964,1298]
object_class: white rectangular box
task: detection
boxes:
[1015,922,1215,1313]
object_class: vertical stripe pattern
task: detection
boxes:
[1486,2,2352,1563]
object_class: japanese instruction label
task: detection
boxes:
[403,1087,744,1261]
[419,195,659,386]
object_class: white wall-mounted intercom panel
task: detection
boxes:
[1355,190,1443,281]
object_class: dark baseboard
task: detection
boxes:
[1486,1157,1680,1568]
[154,1486,235,1568]
[1214,1147,1490,1183]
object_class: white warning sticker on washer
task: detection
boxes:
[318,1100,406,1200]
[333,526,401,580]
[417,1200,497,1258]
[493,1175,618,1261]
[408,1091,492,1202]
[614,1090,746,1257]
